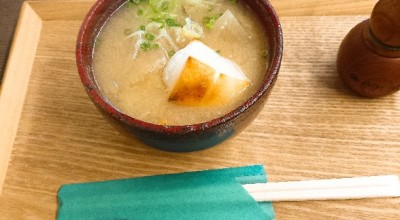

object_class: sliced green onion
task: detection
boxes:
[145,33,156,41]
[129,0,142,4]
[139,25,146,31]
[203,14,221,29]
[149,0,157,6]
[165,18,180,27]
[168,50,176,58]
[140,41,159,51]
[140,41,152,51]
[149,17,164,23]
[160,1,169,11]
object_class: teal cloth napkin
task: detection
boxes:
[57,165,275,220]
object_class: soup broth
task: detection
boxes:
[93,0,269,125]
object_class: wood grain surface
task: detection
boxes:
[0,1,42,198]
[1,0,400,219]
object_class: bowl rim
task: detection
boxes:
[76,0,283,135]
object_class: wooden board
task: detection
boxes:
[1,0,399,219]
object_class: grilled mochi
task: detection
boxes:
[163,41,251,106]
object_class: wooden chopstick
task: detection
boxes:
[242,175,400,202]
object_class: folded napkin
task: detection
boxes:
[57,165,275,220]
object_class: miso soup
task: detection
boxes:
[93,0,269,125]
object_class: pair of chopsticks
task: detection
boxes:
[242,175,400,202]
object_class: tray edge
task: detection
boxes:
[0,2,42,194]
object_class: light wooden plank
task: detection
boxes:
[270,0,376,16]
[28,0,94,21]
[0,2,42,195]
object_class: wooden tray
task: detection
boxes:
[1,1,399,219]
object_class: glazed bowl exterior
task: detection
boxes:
[76,0,283,152]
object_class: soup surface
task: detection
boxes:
[93,0,268,125]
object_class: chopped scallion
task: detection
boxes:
[149,17,164,23]
[140,41,159,51]
[160,2,169,11]
[140,41,152,51]
[168,50,176,57]
[165,18,180,27]
[203,14,221,29]
[127,0,145,8]
[149,0,157,6]
[128,0,142,5]
[145,33,156,41]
